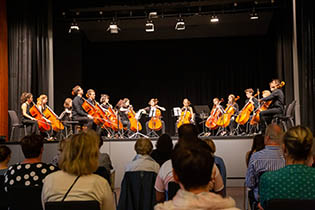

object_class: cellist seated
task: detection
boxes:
[176,98,194,134]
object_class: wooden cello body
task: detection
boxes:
[43,106,64,132]
[205,99,224,129]
[148,108,162,131]
[106,106,124,131]
[216,96,240,128]
[29,104,51,132]
[235,92,259,125]
[127,107,142,132]
[250,101,272,125]
[177,108,192,128]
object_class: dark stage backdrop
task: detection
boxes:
[77,36,277,135]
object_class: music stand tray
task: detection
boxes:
[193,105,210,117]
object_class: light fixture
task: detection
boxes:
[210,15,219,23]
[68,21,80,33]
[250,9,259,20]
[175,18,185,31]
[107,21,120,34]
[145,20,154,32]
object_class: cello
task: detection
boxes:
[29,103,51,132]
[127,106,142,132]
[205,98,224,129]
[177,108,192,128]
[250,81,285,125]
[42,105,65,132]
[105,104,124,131]
[235,91,259,125]
[216,96,240,128]
[148,107,163,131]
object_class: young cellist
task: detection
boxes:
[71,85,93,131]
[20,92,39,134]
[176,98,194,133]
[116,98,131,131]
[86,89,99,132]
[259,79,284,133]
[140,98,166,136]
[205,97,224,136]
[36,94,53,138]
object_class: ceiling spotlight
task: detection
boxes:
[250,9,259,20]
[68,21,79,33]
[210,15,219,23]
[107,21,120,34]
[175,18,185,31]
[145,20,154,32]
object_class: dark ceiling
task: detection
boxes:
[53,0,279,42]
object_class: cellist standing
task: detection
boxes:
[71,85,93,131]
[259,79,284,134]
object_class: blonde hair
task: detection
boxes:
[135,138,153,155]
[265,124,284,144]
[37,94,47,106]
[59,129,99,176]
[283,125,313,161]
[64,98,72,109]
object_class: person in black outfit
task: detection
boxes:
[71,85,93,131]
[116,98,131,132]
[20,92,39,135]
[259,79,284,134]
[151,133,173,166]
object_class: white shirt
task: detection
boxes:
[42,170,115,210]
[125,154,160,174]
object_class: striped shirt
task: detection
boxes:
[245,145,285,200]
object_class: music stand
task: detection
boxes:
[129,110,149,139]
[193,105,210,137]
[146,108,160,138]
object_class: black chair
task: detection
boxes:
[7,186,43,210]
[117,171,157,210]
[272,100,296,131]
[8,110,27,141]
[265,199,315,210]
[45,200,100,210]
[167,181,180,200]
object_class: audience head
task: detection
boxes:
[156,134,173,154]
[282,125,313,162]
[172,141,214,191]
[203,138,216,155]
[0,145,11,164]
[251,134,265,152]
[178,124,198,142]
[20,134,44,159]
[264,124,283,145]
[135,138,153,155]
[59,129,99,176]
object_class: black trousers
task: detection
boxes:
[73,116,94,129]
[260,108,282,133]
[22,119,39,135]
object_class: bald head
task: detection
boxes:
[265,124,284,145]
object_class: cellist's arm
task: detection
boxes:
[21,103,35,121]
[156,105,166,111]
[189,107,195,123]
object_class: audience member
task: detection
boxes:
[125,138,160,173]
[4,134,57,191]
[245,124,285,209]
[151,134,174,166]
[259,125,315,209]
[155,141,239,210]
[51,138,67,167]
[98,137,113,172]
[245,134,265,167]
[155,139,224,203]
[178,124,199,142]
[203,138,227,197]
[42,129,115,210]
[0,145,11,175]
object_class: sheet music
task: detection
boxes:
[173,107,181,117]
[149,107,156,117]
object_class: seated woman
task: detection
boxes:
[125,138,160,174]
[259,125,315,209]
[155,141,238,210]
[42,129,115,210]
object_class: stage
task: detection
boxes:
[2,135,253,188]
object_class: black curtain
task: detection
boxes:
[296,0,315,133]
[271,0,294,107]
[81,36,277,135]
[7,0,50,115]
